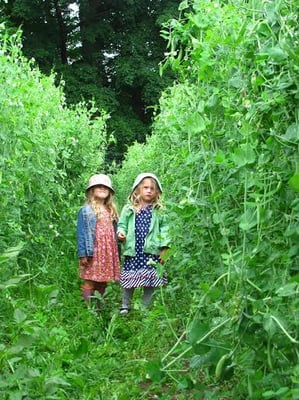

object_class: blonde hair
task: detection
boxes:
[129,177,162,209]
[86,187,118,220]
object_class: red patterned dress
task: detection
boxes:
[79,208,120,282]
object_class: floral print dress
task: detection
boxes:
[80,208,120,282]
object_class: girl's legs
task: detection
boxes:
[143,286,155,308]
[94,282,107,296]
[120,287,155,314]
[81,280,94,303]
[121,288,134,313]
[81,280,107,309]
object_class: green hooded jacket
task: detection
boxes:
[117,204,170,257]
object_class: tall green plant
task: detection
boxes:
[115,0,299,397]
[0,25,108,277]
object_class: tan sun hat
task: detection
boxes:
[86,174,115,193]
[131,173,163,194]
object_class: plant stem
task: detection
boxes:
[161,317,231,371]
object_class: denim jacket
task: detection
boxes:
[117,204,170,257]
[77,204,96,258]
[77,204,119,258]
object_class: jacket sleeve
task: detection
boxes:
[77,208,86,258]
[113,219,122,261]
[117,205,129,236]
[159,212,171,248]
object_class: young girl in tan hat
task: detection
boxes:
[77,174,120,307]
[117,173,170,314]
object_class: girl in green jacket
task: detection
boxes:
[117,173,170,314]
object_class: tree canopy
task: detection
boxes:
[1,0,180,162]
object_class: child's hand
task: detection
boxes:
[118,232,126,242]
[79,257,88,268]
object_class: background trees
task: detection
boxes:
[0,0,179,162]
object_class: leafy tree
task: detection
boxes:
[0,0,180,162]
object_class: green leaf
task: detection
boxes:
[215,150,226,164]
[178,0,189,11]
[275,282,298,297]
[264,2,278,23]
[239,209,257,231]
[284,124,299,142]
[187,320,210,345]
[146,359,164,382]
[7,345,24,355]
[14,308,27,324]
[262,390,276,398]
[45,376,71,386]
[186,112,206,133]
[231,144,256,167]
[190,348,219,368]
[28,368,41,377]
[44,376,71,395]
[263,314,277,337]
[288,173,299,192]
[0,276,29,289]
[263,46,288,62]
[0,243,24,264]
[228,75,244,89]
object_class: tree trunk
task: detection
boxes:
[53,0,68,64]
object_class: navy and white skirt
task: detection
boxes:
[120,205,167,289]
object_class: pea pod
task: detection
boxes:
[215,353,230,380]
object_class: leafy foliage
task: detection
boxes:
[0,26,107,271]
[0,0,180,163]
[0,25,184,400]
[1,0,299,398]
[115,0,299,397]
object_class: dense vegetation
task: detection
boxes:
[0,0,180,162]
[1,0,299,399]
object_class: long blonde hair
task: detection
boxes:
[129,177,162,209]
[86,187,118,220]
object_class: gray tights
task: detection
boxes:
[122,287,155,309]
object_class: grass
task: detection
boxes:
[1,268,235,399]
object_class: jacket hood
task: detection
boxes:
[131,173,162,193]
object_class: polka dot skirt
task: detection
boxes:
[120,205,167,289]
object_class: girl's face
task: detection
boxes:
[139,178,158,204]
[92,185,110,201]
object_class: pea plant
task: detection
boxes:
[116,0,299,398]
[0,0,298,398]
